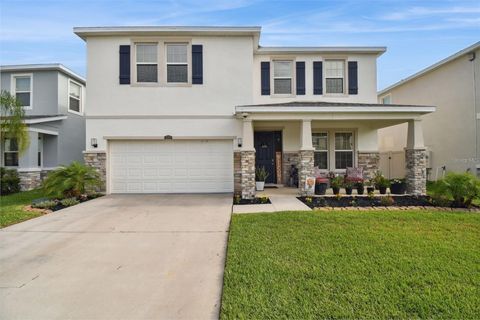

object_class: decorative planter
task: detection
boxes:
[315,183,328,195]
[255,181,265,191]
[332,187,340,195]
[345,187,353,195]
[357,186,365,195]
[390,183,406,194]
[379,186,387,194]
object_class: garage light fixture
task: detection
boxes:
[237,137,243,148]
[91,138,98,148]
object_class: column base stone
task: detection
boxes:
[240,150,255,199]
[298,149,314,195]
[84,152,106,192]
[405,148,427,195]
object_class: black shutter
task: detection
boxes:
[119,45,130,84]
[313,61,323,95]
[348,61,358,94]
[296,61,305,95]
[261,61,270,95]
[192,45,203,84]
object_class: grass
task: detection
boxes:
[221,210,480,319]
[0,189,48,228]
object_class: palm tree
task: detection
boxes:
[0,90,29,154]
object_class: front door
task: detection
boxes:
[254,131,276,184]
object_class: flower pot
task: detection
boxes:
[255,181,265,191]
[367,187,375,194]
[345,187,353,195]
[357,186,364,195]
[390,183,406,194]
[379,186,387,194]
[332,187,340,195]
[315,183,327,195]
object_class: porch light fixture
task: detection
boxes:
[90,138,98,148]
[237,137,243,148]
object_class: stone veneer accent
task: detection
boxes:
[282,152,299,186]
[405,148,427,195]
[357,152,380,181]
[233,151,242,195]
[240,150,255,199]
[298,150,314,195]
[84,152,107,192]
[18,171,42,191]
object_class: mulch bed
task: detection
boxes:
[298,195,479,210]
[234,197,271,205]
[31,194,104,212]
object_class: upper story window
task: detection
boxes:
[273,60,293,95]
[12,75,32,108]
[69,80,82,113]
[3,138,18,167]
[166,43,188,83]
[325,60,345,94]
[381,95,392,104]
[313,132,328,169]
[136,43,158,83]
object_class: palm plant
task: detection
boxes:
[43,162,101,198]
[0,90,29,154]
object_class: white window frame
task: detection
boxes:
[68,79,83,115]
[11,73,33,110]
[324,59,346,95]
[2,138,19,167]
[312,132,329,170]
[334,131,354,170]
[134,42,159,84]
[165,42,190,85]
[271,59,295,96]
[380,94,392,104]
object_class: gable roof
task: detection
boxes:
[378,41,480,96]
[0,64,85,84]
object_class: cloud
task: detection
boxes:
[380,6,480,21]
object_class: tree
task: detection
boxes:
[0,90,29,154]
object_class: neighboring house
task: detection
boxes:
[74,26,434,197]
[378,42,480,180]
[0,64,86,190]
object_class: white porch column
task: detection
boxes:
[299,119,314,195]
[405,119,427,194]
[240,118,255,199]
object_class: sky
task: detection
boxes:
[0,0,479,90]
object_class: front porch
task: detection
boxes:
[234,102,435,199]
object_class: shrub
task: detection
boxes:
[380,195,395,206]
[435,172,480,207]
[60,197,80,207]
[43,162,101,199]
[32,200,57,210]
[330,176,344,189]
[0,167,21,195]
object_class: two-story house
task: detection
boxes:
[0,64,86,190]
[74,26,434,197]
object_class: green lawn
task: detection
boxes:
[221,210,480,319]
[0,189,48,228]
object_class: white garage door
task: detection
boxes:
[109,140,233,193]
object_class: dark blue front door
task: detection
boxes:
[254,131,276,184]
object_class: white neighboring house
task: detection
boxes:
[0,64,86,190]
[378,42,480,180]
[74,26,434,197]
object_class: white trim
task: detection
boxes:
[324,59,346,95]
[236,106,436,113]
[271,59,295,97]
[0,64,85,84]
[10,73,33,110]
[68,79,83,115]
[256,46,386,55]
[24,115,67,124]
[83,150,107,154]
[378,41,480,95]
[103,136,235,140]
[17,168,42,172]
[28,127,59,136]
[165,42,191,85]
[85,114,233,119]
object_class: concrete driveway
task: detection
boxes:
[0,194,232,320]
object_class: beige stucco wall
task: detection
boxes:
[378,48,480,175]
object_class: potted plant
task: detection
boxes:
[376,175,391,195]
[343,180,354,195]
[330,176,343,195]
[356,181,365,195]
[390,178,406,194]
[255,166,269,191]
[315,177,329,195]
[365,180,375,194]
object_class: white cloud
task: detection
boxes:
[380,6,480,21]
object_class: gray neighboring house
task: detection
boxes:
[0,64,86,190]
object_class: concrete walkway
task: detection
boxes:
[0,194,232,320]
[233,188,311,213]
